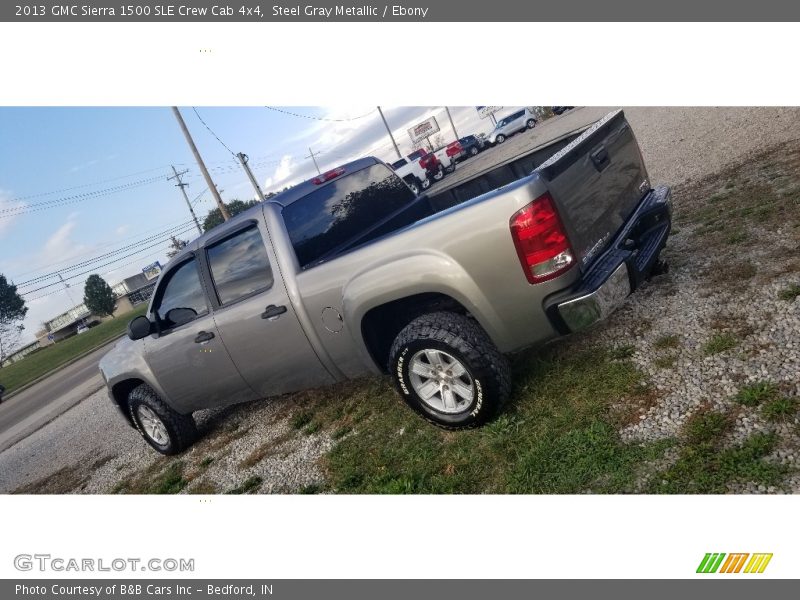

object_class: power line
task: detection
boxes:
[15,222,197,288]
[20,225,197,296]
[23,248,168,303]
[191,107,237,157]
[264,106,377,122]
[7,219,195,281]
[4,165,173,203]
[0,176,165,219]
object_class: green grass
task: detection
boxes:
[608,345,635,360]
[653,335,680,350]
[735,382,779,407]
[226,476,263,494]
[703,332,738,355]
[778,284,800,302]
[762,397,798,422]
[648,411,786,493]
[316,347,671,494]
[113,460,188,494]
[653,355,677,369]
[290,411,313,430]
[0,304,147,394]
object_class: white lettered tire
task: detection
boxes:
[388,312,511,429]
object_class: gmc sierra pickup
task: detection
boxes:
[100,110,672,454]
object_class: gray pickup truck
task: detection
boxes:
[100,110,672,454]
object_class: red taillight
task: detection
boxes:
[509,193,575,284]
[313,166,345,185]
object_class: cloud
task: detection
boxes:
[115,224,130,236]
[68,158,100,173]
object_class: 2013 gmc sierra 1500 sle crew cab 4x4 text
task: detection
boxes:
[99,110,672,454]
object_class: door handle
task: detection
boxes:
[261,304,287,320]
[194,331,215,343]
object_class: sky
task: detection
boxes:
[0,105,520,345]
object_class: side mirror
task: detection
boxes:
[127,315,153,341]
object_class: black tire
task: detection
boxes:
[421,177,431,190]
[495,134,506,144]
[128,384,197,455]
[445,163,456,174]
[431,167,445,181]
[469,146,479,156]
[405,178,420,195]
[388,312,511,429]
[526,118,536,129]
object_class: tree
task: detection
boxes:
[83,274,116,318]
[0,274,27,368]
[166,235,188,259]
[202,199,260,232]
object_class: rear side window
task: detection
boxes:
[390,159,407,169]
[283,164,415,269]
[154,259,207,327]
[206,225,274,305]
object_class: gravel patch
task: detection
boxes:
[0,389,332,494]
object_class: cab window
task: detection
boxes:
[206,224,274,305]
[153,259,207,328]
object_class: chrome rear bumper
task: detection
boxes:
[556,263,631,332]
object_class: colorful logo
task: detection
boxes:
[697,553,773,574]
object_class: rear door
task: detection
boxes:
[535,109,650,271]
[201,218,334,399]
[144,257,257,413]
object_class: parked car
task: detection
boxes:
[408,146,456,181]
[552,106,575,115]
[407,148,448,182]
[486,108,538,145]
[77,324,89,335]
[100,110,671,455]
[389,157,430,195]
[455,134,486,160]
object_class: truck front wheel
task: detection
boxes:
[128,384,197,455]
[388,312,511,429]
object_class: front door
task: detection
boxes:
[200,220,334,399]
[144,256,256,413]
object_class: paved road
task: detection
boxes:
[0,341,118,453]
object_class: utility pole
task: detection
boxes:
[445,106,459,140]
[306,147,322,175]
[168,166,203,235]
[237,153,268,202]
[377,106,402,160]
[57,273,76,307]
[171,107,231,222]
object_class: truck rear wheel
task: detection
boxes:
[431,166,445,181]
[128,384,197,455]
[388,312,511,429]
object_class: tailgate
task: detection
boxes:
[535,110,650,272]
